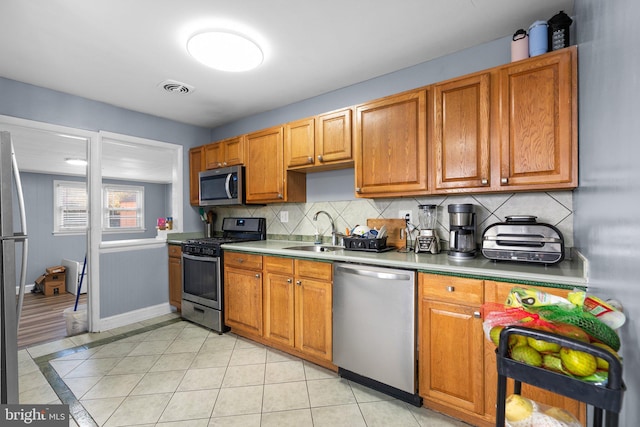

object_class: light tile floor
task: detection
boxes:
[18,314,470,427]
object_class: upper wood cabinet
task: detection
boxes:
[316,108,353,168]
[188,146,204,205]
[205,135,245,169]
[188,48,578,201]
[246,126,306,203]
[285,108,353,172]
[355,90,428,197]
[432,72,491,192]
[496,46,577,190]
[285,118,316,168]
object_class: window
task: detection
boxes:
[54,181,145,233]
[103,184,144,231]
[54,180,88,233]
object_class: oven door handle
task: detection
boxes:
[182,253,220,263]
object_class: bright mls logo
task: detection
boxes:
[1,405,68,426]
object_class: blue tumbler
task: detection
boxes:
[528,20,548,57]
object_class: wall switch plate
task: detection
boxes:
[280,211,289,223]
[399,210,412,224]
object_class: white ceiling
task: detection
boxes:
[0,0,574,129]
[1,122,177,183]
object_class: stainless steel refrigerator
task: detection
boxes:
[0,131,28,404]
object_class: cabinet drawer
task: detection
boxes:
[224,252,262,270]
[168,244,182,258]
[420,274,483,305]
[264,256,294,274]
[295,259,332,281]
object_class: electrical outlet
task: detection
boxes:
[399,210,412,224]
[280,211,289,223]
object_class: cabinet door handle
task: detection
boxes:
[255,273,261,279]
[355,187,361,193]
[237,258,244,263]
[317,155,324,162]
[307,156,313,163]
[296,280,302,286]
[277,193,283,199]
[473,311,481,318]
[501,177,508,184]
[223,161,227,166]
[481,178,488,185]
[446,286,455,292]
[287,278,292,284]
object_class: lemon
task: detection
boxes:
[527,337,561,353]
[542,354,566,374]
[489,326,527,349]
[511,345,542,367]
[489,326,503,346]
[560,347,597,377]
[509,334,528,348]
[591,342,620,370]
[505,394,534,422]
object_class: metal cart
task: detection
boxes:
[496,326,625,427]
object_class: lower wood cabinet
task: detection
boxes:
[418,273,586,427]
[224,252,264,336]
[168,244,182,311]
[419,274,484,417]
[225,252,333,367]
[263,256,332,361]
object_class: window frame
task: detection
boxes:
[53,180,146,235]
[53,180,88,235]
[102,183,146,233]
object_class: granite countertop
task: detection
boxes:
[221,240,588,288]
[166,232,204,245]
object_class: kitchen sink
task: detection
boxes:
[283,245,342,252]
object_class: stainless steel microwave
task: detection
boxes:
[199,165,245,206]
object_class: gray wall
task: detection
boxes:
[210,36,511,141]
[574,0,639,423]
[0,77,210,319]
[0,77,211,233]
[18,172,169,285]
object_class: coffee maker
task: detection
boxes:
[448,204,476,259]
[415,204,440,254]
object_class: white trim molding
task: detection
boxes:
[96,303,175,332]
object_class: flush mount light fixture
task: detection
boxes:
[187,31,263,72]
[65,158,87,166]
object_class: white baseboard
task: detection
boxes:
[97,303,174,332]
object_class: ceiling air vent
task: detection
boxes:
[158,79,195,95]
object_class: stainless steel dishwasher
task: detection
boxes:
[333,263,421,406]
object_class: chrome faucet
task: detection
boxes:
[313,210,342,246]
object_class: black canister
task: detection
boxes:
[548,10,573,51]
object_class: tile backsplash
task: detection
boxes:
[211,191,574,247]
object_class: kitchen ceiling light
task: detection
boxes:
[187,31,263,72]
[65,158,87,166]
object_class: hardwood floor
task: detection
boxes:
[17,290,87,349]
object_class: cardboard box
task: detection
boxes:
[34,271,67,296]
[46,265,66,274]
[43,280,65,296]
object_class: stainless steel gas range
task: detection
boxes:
[181,217,266,332]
